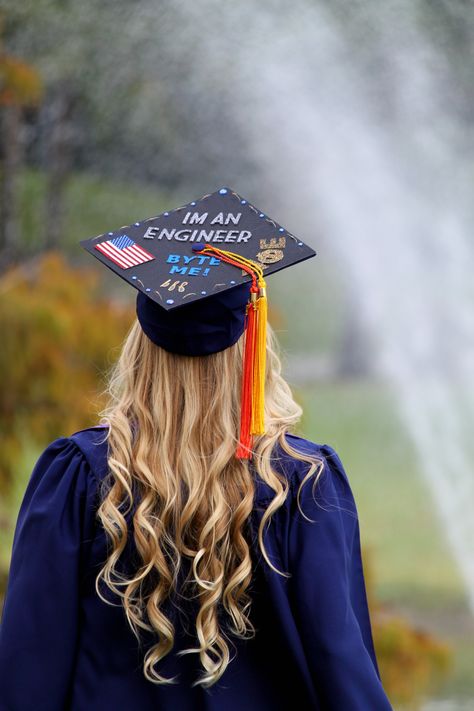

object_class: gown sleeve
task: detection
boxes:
[288,443,394,710]
[0,436,98,711]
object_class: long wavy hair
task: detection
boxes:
[95,317,324,688]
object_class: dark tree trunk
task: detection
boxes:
[0,105,23,270]
[44,88,76,249]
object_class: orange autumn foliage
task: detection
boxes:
[0,252,133,491]
[0,54,42,107]
[363,546,453,708]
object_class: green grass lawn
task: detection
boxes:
[296,377,466,607]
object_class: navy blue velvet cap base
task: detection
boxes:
[136,281,251,356]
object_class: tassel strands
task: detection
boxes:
[236,287,258,458]
[191,243,268,460]
[251,275,267,436]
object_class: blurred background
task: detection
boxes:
[1,1,474,708]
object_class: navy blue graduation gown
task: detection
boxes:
[0,426,393,710]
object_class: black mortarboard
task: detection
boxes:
[80,186,316,459]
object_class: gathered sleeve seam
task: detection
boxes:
[65,435,105,488]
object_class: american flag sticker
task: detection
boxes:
[95,235,155,270]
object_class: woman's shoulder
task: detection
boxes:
[11,427,110,535]
[67,424,110,481]
[287,433,350,480]
[253,432,351,504]
[268,434,358,528]
[278,433,349,484]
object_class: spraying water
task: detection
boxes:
[165,0,474,614]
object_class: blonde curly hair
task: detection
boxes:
[95,318,324,688]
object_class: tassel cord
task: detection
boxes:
[192,243,267,459]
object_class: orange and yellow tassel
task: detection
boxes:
[251,275,267,436]
[191,243,267,460]
[236,286,258,458]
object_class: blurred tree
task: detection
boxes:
[43,81,79,248]
[0,13,42,269]
[0,1,254,196]
[0,251,133,491]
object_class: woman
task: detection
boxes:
[0,321,394,709]
[0,191,394,709]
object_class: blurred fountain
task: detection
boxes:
[166,0,474,614]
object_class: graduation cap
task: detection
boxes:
[80,186,316,460]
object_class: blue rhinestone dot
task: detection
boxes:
[298,241,304,246]
[131,275,137,280]
[241,200,247,204]
[230,280,236,284]
[166,299,174,304]
[164,212,169,216]
[108,232,114,236]
[201,290,207,295]
[191,201,196,206]
[219,188,228,195]
[259,213,265,218]
[279,228,284,232]
[146,288,151,292]
[134,222,140,226]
